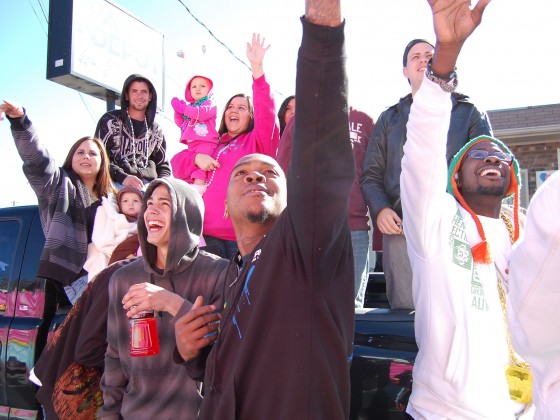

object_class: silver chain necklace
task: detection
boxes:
[127,114,149,169]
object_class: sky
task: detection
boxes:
[1,0,558,207]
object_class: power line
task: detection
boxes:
[174,0,285,98]
[78,93,99,125]
[175,0,251,72]
[26,0,47,36]
[36,0,49,24]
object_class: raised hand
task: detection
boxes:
[429,0,491,46]
[246,33,270,79]
[0,100,24,120]
[428,0,491,74]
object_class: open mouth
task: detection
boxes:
[147,220,164,231]
[479,168,503,177]
[244,186,269,196]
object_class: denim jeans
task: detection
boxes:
[202,235,238,259]
[351,230,369,308]
[63,274,89,305]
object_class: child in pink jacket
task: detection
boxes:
[171,75,219,194]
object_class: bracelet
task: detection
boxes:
[426,59,458,93]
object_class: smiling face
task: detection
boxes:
[126,81,152,114]
[403,42,433,94]
[119,192,142,219]
[189,77,211,102]
[71,140,102,181]
[224,96,252,136]
[226,154,286,227]
[456,141,512,203]
[144,184,172,256]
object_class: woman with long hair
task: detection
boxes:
[171,33,280,258]
[1,99,116,303]
[277,95,295,136]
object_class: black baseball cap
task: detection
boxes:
[403,39,434,66]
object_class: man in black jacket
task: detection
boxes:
[95,74,171,190]
[360,39,493,310]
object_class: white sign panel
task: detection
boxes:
[71,0,164,108]
[536,170,557,188]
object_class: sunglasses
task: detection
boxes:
[466,149,513,165]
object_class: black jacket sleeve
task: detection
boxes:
[288,17,354,279]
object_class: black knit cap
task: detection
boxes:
[403,39,434,66]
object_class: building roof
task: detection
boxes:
[488,103,560,130]
[487,103,560,144]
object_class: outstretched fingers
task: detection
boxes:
[432,0,492,42]
[0,100,24,120]
[471,0,492,25]
[175,299,221,362]
[429,0,492,73]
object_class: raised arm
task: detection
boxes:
[288,0,353,271]
[305,0,342,26]
[429,0,491,74]
[2,99,64,202]
[0,99,24,119]
[246,33,270,80]
[401,0,491,255]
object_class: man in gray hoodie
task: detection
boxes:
[99,178,230,419]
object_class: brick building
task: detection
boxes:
[487,103,560,208]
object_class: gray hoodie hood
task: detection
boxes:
[138,178,205,277]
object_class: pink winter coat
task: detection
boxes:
[171,75,279,240]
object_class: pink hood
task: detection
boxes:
[185,75,214,103]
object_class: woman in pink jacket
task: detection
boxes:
[171,33,279,258]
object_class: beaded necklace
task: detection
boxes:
[498,213,529,370]
[497,212,532,404]
[205,135,234,187]
[181,96,210,131]
[127,114,149,169]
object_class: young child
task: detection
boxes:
[171,75,219,195]
[83,186,143,280]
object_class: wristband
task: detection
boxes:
[426,59,458,93]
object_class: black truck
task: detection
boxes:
[0,205,417,419]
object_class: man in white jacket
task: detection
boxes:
[401,0,532,417]
[509,171,560,420]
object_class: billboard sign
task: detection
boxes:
[47,0,164,109]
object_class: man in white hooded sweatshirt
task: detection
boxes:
[401,0,533,417]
